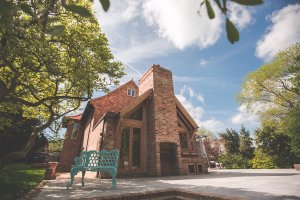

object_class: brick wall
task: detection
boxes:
[139,64,183,176]
[57,120,83,172]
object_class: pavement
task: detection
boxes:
[26,169,300,200]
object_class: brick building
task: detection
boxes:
[58,65,208,177]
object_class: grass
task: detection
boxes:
[0,163,45,200]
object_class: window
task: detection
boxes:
[197,165,203,173]
[129,107,143,120]
[132,128,141,168]
[179,133,188,149]
[188,164,196,174]
[127,88,135,97]
[120,127,130,169]
[71,123,79,139]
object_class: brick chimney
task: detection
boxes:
[139,64,182,176]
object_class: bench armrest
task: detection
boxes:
[74,156,84,167]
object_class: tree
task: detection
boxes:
[238,43,300,161]
[282,103,300,161]
[203,138,222,162]
[0,108,41,158]
[218,126,253,169]
[0,0,124,168]
[252,149,276,169]
[239,125,254,160]
[254,125,295,168]
[219,128,240,154]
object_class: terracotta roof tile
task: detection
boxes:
[89,80,139,126]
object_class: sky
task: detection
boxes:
[91,0,300,135]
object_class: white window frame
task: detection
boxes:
[127,88,135,97]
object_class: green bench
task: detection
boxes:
[66,149,119,190]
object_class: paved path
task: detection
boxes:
[28,169,300,200]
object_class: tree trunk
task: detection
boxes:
[0,130,39,169]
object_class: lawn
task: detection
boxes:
[0,163,45,200]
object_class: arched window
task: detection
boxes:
[179,133,188,149]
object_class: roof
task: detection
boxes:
[120,89,153,117]
[89,80,139,126]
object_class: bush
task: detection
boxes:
[252,149,276,169]
[219,153,251,169]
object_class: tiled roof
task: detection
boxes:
[89,80,139,126]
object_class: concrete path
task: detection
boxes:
[27,169,300,200]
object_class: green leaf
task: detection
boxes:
[100,0,110,12]
[226,18,239,44]
[20,3,34,17]
[47,25,65,36]
[231,0,263,6]
[64,4,92,17]
[205,0,215,19]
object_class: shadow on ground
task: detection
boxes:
[28,170,300,200]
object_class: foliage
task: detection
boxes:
[0,0,263,45]
[238,43,300,162]
[48,139,63,152]
[219,128,240,154]
[218,126,253,168]
[219,153,251,169]
[0,0,124,168]
[252,149,276,169]
[238,43,300,113]
[239,125,254,159]
[254,125,295,168]
[282,103,300,160]
[0,163,45,200]
[200,0,263,44]
[0,109,48,158]
[203,138,222,161]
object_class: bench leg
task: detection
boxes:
[81,170,86,187]
[112,174,116,188]
[66,168,81,190]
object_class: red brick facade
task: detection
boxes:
[58,65,208,176]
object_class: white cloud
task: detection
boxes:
[231,104,258,126]
[200,119,225,133]
[199,58,208,66]
[227,2,253,29]
[143,0,223,49]
[94,1,255,64]
[176,85,224,133]
[176,93,204,123]
[256,4,300,62]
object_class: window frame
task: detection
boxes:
[127,88,135,97]
[71,123,79,139]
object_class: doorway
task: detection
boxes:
[160,142,177,176]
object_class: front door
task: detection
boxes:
[119,127,141,171]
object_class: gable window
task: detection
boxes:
[179,133,188,149]
[127,88,135,97]
[71,123,79,139]
[129,107,143,120]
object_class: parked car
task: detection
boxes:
[209,161,216,168]
[28,152,49,163]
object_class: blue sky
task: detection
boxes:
[91,0,300,134]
